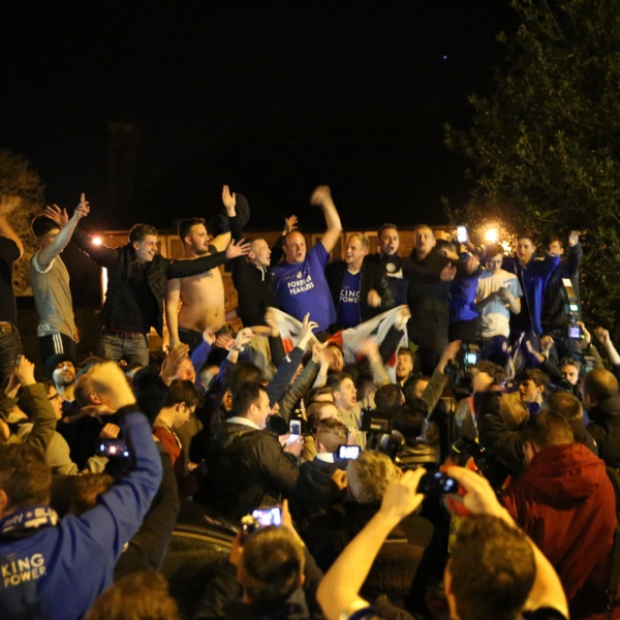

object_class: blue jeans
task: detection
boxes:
[98,331,149,366]
[0,323,23,384]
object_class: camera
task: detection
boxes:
[450,436,509,490]
[443,343,480,394]
[417,471,459,496]
[360,407,391,433]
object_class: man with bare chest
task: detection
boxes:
[166,193,237,352]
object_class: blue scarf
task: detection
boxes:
[0,505,58,535]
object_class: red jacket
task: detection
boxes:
[502,443,617,618]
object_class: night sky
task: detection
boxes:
[2,1,518,231]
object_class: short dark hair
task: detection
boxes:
[163,379,200,409]
[485,243,504,259]
[178,217,206,242]
[390,402,427,442]
[306,401,339,434]
[521,410,574,450]
[87,571,180,620]
[545,390,583,422]
[315,418,347,453]
[306,385,334,405]
[559,358,581,373]
[397,347,414,363]
[450,515,535,620]
[520,369,550,390]
[377,223,398,237]
[225,361,265,391]
[232,381,268,416]
[128,223,158,243]
[375,383,404,414]
[516,232,535,243]
[583,368,619,403]
[326,372,353,393]
[476,360,507,386]
[0,443,52,510]
[31,215,60,238]
[239,526,305,604]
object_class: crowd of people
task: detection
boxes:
[0,185,618,620]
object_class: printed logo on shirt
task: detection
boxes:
[339,288,360,304]
[287,274,315,295]
[2,553,46,587]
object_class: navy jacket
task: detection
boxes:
[503,254,560,336]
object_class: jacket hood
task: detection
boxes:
[524,443,607,507]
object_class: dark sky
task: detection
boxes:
[1,1,518,231]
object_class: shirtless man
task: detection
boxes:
[165,187,236,352]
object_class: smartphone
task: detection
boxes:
[251,507,283,527]
[464,351,478,366]
[289,419,302,436]
[456,226,467,244]
[97,439,130,459]
[568,324,583,339]
[337,444,361,460]
[417,471,459,496]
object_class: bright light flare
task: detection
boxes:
[92,236,102,246]
[484,228,498,243]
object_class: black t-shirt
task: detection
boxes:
[108,261,158,333]
[0,237,19,322]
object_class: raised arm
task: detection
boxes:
[317,468,426,619]
[310,185,342,254]
[209,185,235,252]
[13,356,56,454]
[72,227,120,267]
[448,467,568,618]
[37,195,90,269]
[566,231,582,278]
[80,362,163,563]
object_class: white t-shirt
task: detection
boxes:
[476,269,523,337]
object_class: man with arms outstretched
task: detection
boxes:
[30,195,90,367]
[69,205,249,365]
[271,185,342,334]
[166,187,237,352]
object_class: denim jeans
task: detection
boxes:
[98,331,149,366]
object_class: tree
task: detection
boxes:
[0,149,45,294]
[445,0,620,337]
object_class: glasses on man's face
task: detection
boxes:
[48,393,62,402]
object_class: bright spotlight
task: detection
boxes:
[92,236,102,246]
[484,228,498,243]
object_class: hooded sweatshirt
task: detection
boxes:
[502,443,616,616]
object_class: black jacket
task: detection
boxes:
[325,259,394,329]
[198,422,299,521]
[72,228,228,336]
[587,393,620,468]
[289,458,347,522]
[475,391,527,477]
[229,215,280,327]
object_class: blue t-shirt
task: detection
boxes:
[337,270,361,328]
[271,242,336,332]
